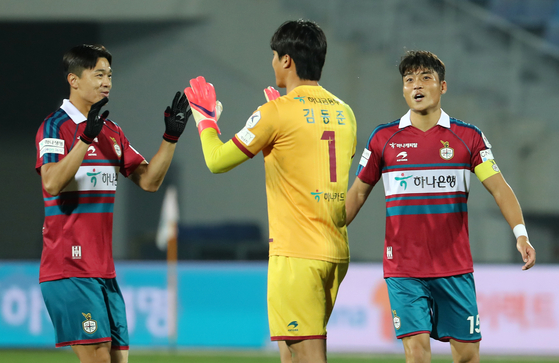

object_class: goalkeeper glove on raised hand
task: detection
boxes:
[81,97,109,144]
[264,86,280,102]
[184,76,221,135]
[163,91,191,143]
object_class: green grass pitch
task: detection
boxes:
[0,350,557,363]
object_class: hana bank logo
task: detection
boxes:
[87,169,102,187]
[394,173,412,190]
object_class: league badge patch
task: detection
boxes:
[439,140,454,160]
[110,137,122,157]
[392,310,401,330]
[82,313,98,334]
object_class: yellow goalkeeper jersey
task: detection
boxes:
[233,85,357,263]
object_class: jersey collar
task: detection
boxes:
[399,109,450,129]
[61,99,87,124]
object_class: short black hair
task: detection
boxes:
[63,44,112,78]
[399,50,445,82]
[270,19,327,81]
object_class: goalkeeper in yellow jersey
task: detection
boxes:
[185,20,357,363]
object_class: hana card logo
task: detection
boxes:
[288,321,299,332]
[311,190,323,202]
[394,173,412,190]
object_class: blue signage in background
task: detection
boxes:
[0,261,269,349]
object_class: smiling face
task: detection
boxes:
[402,68,447,115]
[68,57,112,107]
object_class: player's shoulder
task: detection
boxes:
[38,108,73,137]
[371,119,401,138]
[103,118,124,135]
[41,108,71,127]
[449,117,483,136]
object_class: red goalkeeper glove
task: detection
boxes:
[184,76,221,135]
[264,86,280,102]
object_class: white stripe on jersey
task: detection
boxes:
[62,165,120,192]
[382,169,471,196]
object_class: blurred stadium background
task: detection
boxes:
[1,0,558,360]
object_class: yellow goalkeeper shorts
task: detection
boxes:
[267,255,348,341]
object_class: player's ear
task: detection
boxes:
[67,73,79,90]
[282,54,292,69]
[440,80,447,95]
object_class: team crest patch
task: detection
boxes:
[82,312,98,334]
[392,310,401,330]
[110,137,122,157]
[439,140,454,160]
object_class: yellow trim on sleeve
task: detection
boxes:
[474,159,501,182]
[200,128,249,173]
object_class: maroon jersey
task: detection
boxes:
[35,100,145,282]
[357,110,498,278]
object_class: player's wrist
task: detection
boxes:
[513,224,528,240]
[163,132,180,143]
[197,119,221,135]
[80,133,95,144]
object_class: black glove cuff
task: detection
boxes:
[80,134,94,144]
[163,133,179,143]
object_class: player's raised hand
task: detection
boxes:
[264,86,280,102]
[517,238,536,270]
[184,76,221,135]
[81,97,109,144]
[163,91,191,143]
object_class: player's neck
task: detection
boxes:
[68,94,91,118]
[410,108,442,132]
[285,79,319,94]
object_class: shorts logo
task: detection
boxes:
[82,313,98,334]
[439,140,454,160]
[392,310,401,330]
[288,321,299,332]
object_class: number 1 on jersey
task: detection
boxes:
[321,131,337,182]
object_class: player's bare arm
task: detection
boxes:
[346,177,374,226]
[481,172,536,270]
[129,92,190,192]
[41,97,109,196]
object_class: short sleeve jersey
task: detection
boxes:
[357,110,499,278]
[233,86,357,263]
[35,100,145,283]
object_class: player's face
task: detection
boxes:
[75,57,112,105]
[272,51,286,88]
[402,68,446,114]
